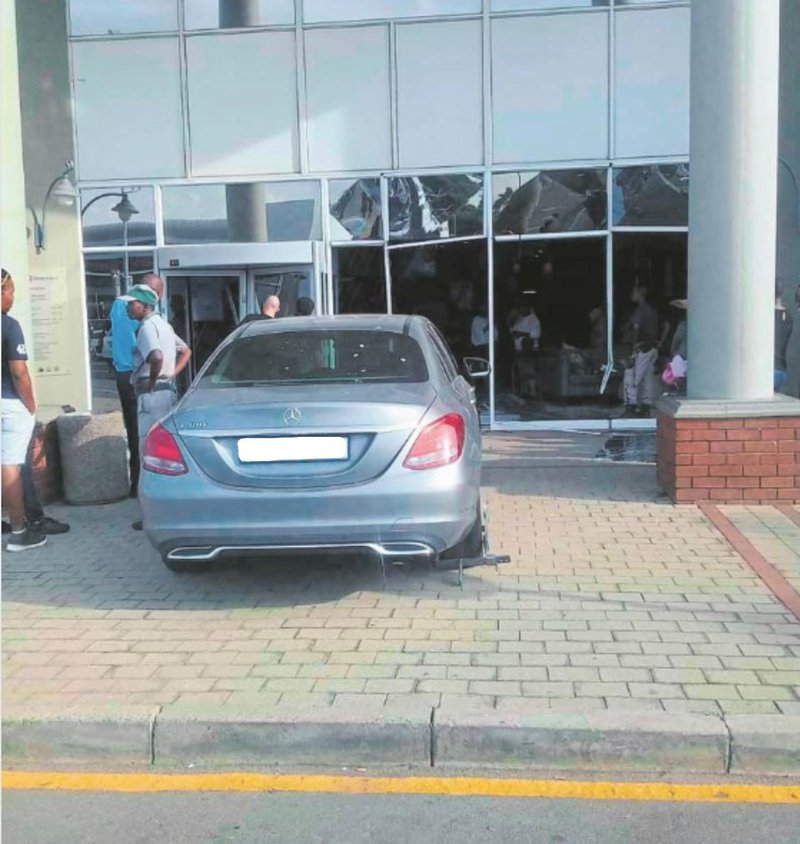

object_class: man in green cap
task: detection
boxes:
[123,284,191,529]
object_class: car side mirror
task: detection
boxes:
[463,356,491,379]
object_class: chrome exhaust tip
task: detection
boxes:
[166,541,436,563]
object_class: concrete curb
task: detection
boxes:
[154,703,431,768]
[727,716,800,775]
[3,707,800,776]
[434,707,728,773]
[2,712,154,766]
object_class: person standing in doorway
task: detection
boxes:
[775,291,794,394]
[110,272,165,497]
[295,297,315,316]
[1,269,45,551]
[124,284,191,531]
[240,295,280,325]
[622,286,660,416]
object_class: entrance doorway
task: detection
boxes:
[164,271,244,381]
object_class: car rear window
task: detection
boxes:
[199,329,429,387]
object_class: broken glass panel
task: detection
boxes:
[492,169,607,235]
[388,174,484,242]
[612,164,689,227]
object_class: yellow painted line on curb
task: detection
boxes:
[3,772,800,804]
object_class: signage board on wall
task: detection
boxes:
[29,268,71,377]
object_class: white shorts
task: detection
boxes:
[1,398,35,466]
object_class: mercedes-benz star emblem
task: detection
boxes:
[283,407,302,425]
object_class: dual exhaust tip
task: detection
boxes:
[166,541,436,563]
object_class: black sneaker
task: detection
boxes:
[30,516,70,535]
[6,526,47,552]
[1,521,9,535]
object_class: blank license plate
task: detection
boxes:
[237,436,348,463]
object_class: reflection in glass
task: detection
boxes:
[84,253,157,320]
[163,181,322,244]
[388,174,483,242]
[184,0,294,29]
[304,0,480,23]
[492,0,607,9]
[333,247,387,314]
[329,179,382,241]
[493,169,607,234]
[612,164,689,227]
[251,267,314,317]
[69,0,178,35]
[81,188,156,247]
[85,252,156,410]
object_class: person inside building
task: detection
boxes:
[470,306,496,357]
[622,285,660,416]
[240,294,280,325]
[2,269,46,551]
[110,272,164,497]
[775,290,794,393]
[510,302,542,353]
[295,296,315,316]
[124,284,191,531]
[589,306,607,356]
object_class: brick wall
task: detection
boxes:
[657,415,800,503]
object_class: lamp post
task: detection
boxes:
[80,190,140,293]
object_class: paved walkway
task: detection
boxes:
[4,433,800,721]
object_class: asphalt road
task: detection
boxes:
[4,789,800,844]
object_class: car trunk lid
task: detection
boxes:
[172,382,436,489]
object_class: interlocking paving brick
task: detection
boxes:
[4,434,799,722]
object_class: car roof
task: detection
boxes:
[239,313,425,337]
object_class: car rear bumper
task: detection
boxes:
[140,461,479,560]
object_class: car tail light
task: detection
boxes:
[143,424,188,476]
[403,413,465,471]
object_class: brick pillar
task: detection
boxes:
[657,398,800,504]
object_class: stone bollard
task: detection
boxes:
[56,412,130,505]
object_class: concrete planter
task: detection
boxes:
[56,412,129,505]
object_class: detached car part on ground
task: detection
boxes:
[139,315,509,582]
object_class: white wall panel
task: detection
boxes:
[305,27,392,172]
[69,0,177,35]
[186,31,298,176]
[491,13,609,164]
[72,39,184,179]
[304,0,480,23]
[614,8,690,158]
[396,20,483,168]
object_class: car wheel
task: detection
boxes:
[440,503,485,560]
[162,555,200,574]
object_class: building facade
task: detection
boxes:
[5,0,800,431]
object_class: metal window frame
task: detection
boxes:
[67,0,692,432]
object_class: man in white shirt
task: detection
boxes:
[511,305,542,352]
[123,284,191,529]
[471,308,497,351]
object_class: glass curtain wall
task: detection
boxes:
[71,0,691,426]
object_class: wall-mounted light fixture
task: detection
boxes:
[27,160,78,254]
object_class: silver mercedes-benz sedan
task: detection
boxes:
[139,314,489,572]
